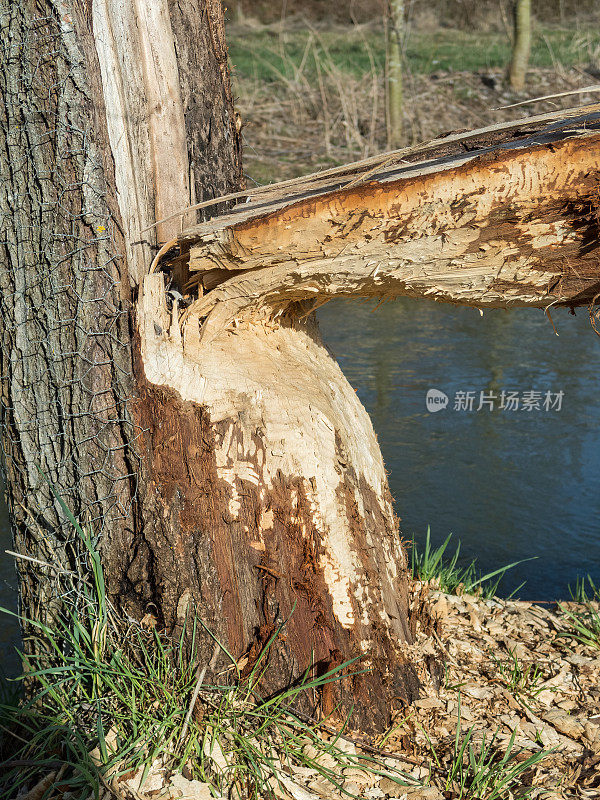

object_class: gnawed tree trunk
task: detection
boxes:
[174,108,600,324]
[138,107,600,730]
[3,0,600,736]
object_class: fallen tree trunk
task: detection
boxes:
[136,105,600,730]
[174,106,600,343]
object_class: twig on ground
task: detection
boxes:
[177,641,221,750]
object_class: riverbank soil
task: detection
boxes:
[112,584,600,798]
[384,584,600,799]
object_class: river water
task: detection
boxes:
[318,299,600,602]
[1,300,600,675]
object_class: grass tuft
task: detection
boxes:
[410,527,529,599]
[568,574,600,604]
[0,494,417,800]
[558,576,600,651]
[423,696,550,799]
[489,648,545,703]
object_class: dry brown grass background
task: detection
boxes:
[227,7,600,186]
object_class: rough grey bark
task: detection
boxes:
[0,0,241,648]
[0,0,421,734]
[168,0,244,212]
[0,2,137,637]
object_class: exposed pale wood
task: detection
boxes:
[141,273,402,635]
[163,114,600,346]
[179,106,600,244]
[92,0,190,281]
[132,0,190,241]
[138,270,420,729]
[92,0,155,283]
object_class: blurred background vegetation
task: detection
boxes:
[223,0,600,183]
[227,0,598,29]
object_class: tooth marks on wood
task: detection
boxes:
[147,120,600,347]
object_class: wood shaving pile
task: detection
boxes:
[55,584,598,800]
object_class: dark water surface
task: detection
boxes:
[318,299,600,602]
[1,299,600,674]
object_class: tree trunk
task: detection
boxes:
[385,0,404,150]
[3,0,599,737]
[136,105,600,731]
[174,109,600,321]
[0,0,420,734]
[509,0,531,91]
